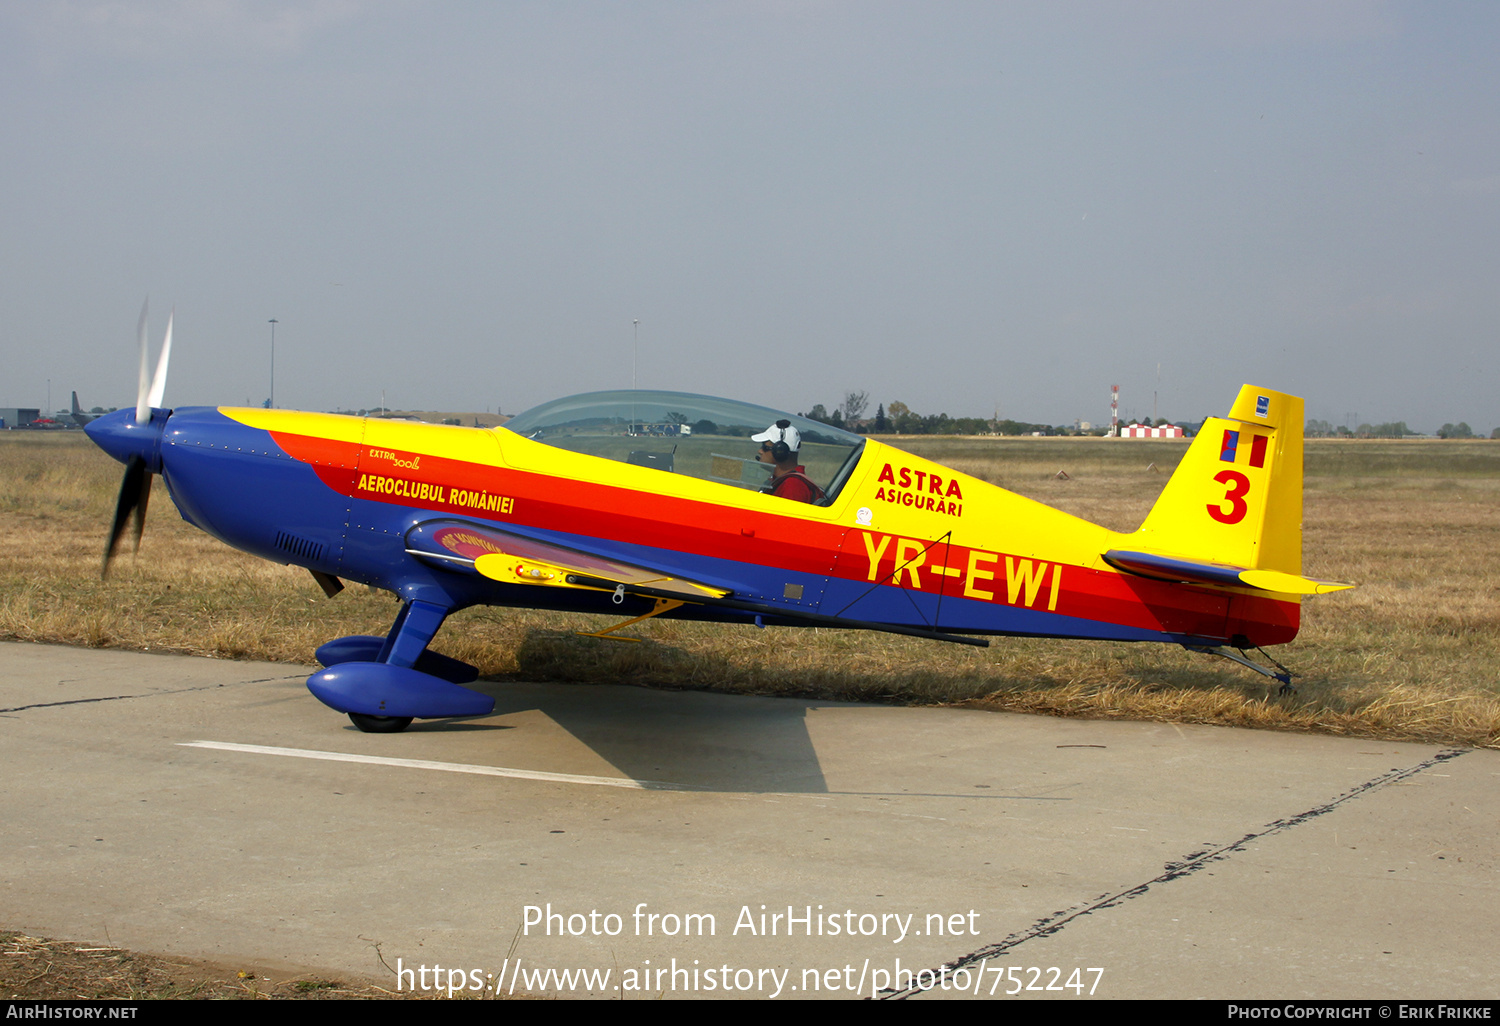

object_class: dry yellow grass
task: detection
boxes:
[2,432,1496,747]
[0,930,404,1000]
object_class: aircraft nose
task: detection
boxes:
[85,408,167,473]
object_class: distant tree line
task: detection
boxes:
[802,393,1500,441]
[799,400,1072,436]
[794,389,1205,437]
[1306,420,1497,439]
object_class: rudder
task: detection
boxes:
[1131,385,1303,576]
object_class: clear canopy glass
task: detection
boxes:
[501,390,865,503]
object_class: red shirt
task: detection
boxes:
[769,467,822,503]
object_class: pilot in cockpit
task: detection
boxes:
[752,420,824,503]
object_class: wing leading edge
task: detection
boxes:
[405,519,732,600]
[405,518,991,647]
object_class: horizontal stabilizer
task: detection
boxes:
[1104,550,1352,596]
[1237,568,1354,596]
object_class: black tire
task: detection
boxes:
[348,713,414,733]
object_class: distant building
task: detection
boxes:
[0,408,41,430]
[1119,422,1184,438]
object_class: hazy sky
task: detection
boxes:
[3,1,1497,431]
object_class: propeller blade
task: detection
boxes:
[145,309,172,409]
[103,454,152,577]
[131,463,152,555]
[135,300,152,425]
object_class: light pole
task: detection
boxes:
[631,319,639,434]
[268,319,278,408]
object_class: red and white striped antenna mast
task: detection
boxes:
[1110,384,1119,437]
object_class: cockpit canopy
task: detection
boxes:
[501,390,865,503]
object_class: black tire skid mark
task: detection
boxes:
[880,747,1471,999]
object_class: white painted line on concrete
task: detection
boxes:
[180,742,997,808]
[179,740,693,791]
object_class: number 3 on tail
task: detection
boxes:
[1207,470,1250,524]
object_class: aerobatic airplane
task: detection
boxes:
[87,308,1350,731]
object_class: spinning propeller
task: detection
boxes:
[95,301,172,577]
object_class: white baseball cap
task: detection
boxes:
[751,419,801,452]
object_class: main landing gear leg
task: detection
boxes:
[350,600,451,732]
[306,599,496,732]
[377,599,449,669]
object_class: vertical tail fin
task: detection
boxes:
[1131,385,1303,575]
